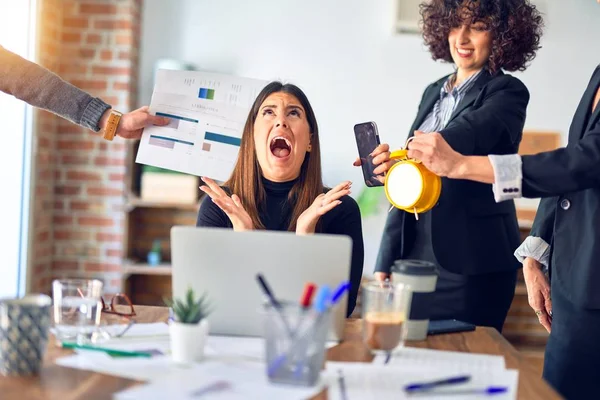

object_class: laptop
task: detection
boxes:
[170,226,353,340]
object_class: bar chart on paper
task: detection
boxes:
[147,111,197,151]
[136,71,267,181]
[153,69,265,108]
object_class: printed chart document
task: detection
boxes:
[136,69,267,181]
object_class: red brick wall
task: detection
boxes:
[31,0,142,294]
[30,0,63,294]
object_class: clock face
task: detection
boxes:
[386,163,423,208]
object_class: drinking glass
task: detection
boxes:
[361,281,411,354]
[52,279,103,344]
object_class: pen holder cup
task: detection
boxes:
[262,302,331,387]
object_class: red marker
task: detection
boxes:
[299,283,317,309]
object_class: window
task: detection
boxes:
[0,0,36,297]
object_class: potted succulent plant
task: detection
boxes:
[164,287,212,364]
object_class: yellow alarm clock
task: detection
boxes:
[384,139,441,217]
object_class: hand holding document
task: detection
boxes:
[136,69,267,181]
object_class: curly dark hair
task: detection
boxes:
[420,0,544,72]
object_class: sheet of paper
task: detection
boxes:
[372,346,506,372]
[56,334,337,381]
[120,322,169,337]
[136,69,267,181]
[326,362,519,400]
[205,335,338,362]
[113,360,330,400]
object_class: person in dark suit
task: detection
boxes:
[407,63,600,399]
[357,0,543,332]
[405,3,600,391]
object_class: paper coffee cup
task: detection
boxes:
[391,260,438,340]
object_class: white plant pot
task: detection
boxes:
[169,319,209,365]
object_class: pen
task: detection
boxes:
[404,375,470,392]
[330,281,351,305]
[338,369,348,400]
[407,387,508,396]
[300,282,317,309]
[256,273,294,336]
[191,380,231,397]
[295,282,317,335]
[60,342,153,358]
[256,273,281,308]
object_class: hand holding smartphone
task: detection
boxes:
[353,121,383,187]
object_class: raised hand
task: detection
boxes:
[199,177,254,232]
[296,181,351,235]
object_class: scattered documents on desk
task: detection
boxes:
[113,360,330,400]
[55,324,336,382]
[373,346,506,372]
[326,362,518,400]
[136,69,268,181]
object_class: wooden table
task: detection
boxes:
[0,306,561,400]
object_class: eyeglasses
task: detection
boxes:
[76,290,137,338]
[101,293,136,317]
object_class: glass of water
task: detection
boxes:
[52,279,103,344]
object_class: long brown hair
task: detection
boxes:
[225,81,323,231]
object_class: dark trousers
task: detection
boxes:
[430,267,517,333]
[543,283,600,399]
[406,211,517,333]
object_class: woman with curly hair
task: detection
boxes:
[358,0,543,332]
[405,1,600,396]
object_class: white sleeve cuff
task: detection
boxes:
[489,154,523,202]
[514,236,551,268]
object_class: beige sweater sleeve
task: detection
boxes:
[0,45,110,131]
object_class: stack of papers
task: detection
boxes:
[55,323,335,399]
[55,324,518,399]
[328,347,518,399]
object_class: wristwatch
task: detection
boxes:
[102,109,123,141]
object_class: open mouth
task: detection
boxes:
[270,136,292,158]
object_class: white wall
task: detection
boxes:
[140,0,600,184]
[139,0,600,272]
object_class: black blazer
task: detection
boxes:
[524,65,600,309]
[376,70,526,276]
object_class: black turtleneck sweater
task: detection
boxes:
[196,178,364,317]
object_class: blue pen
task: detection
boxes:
[267,285,331,378]
[404,375,471,392]
[406,387,508,396]
[330,281,351,305]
